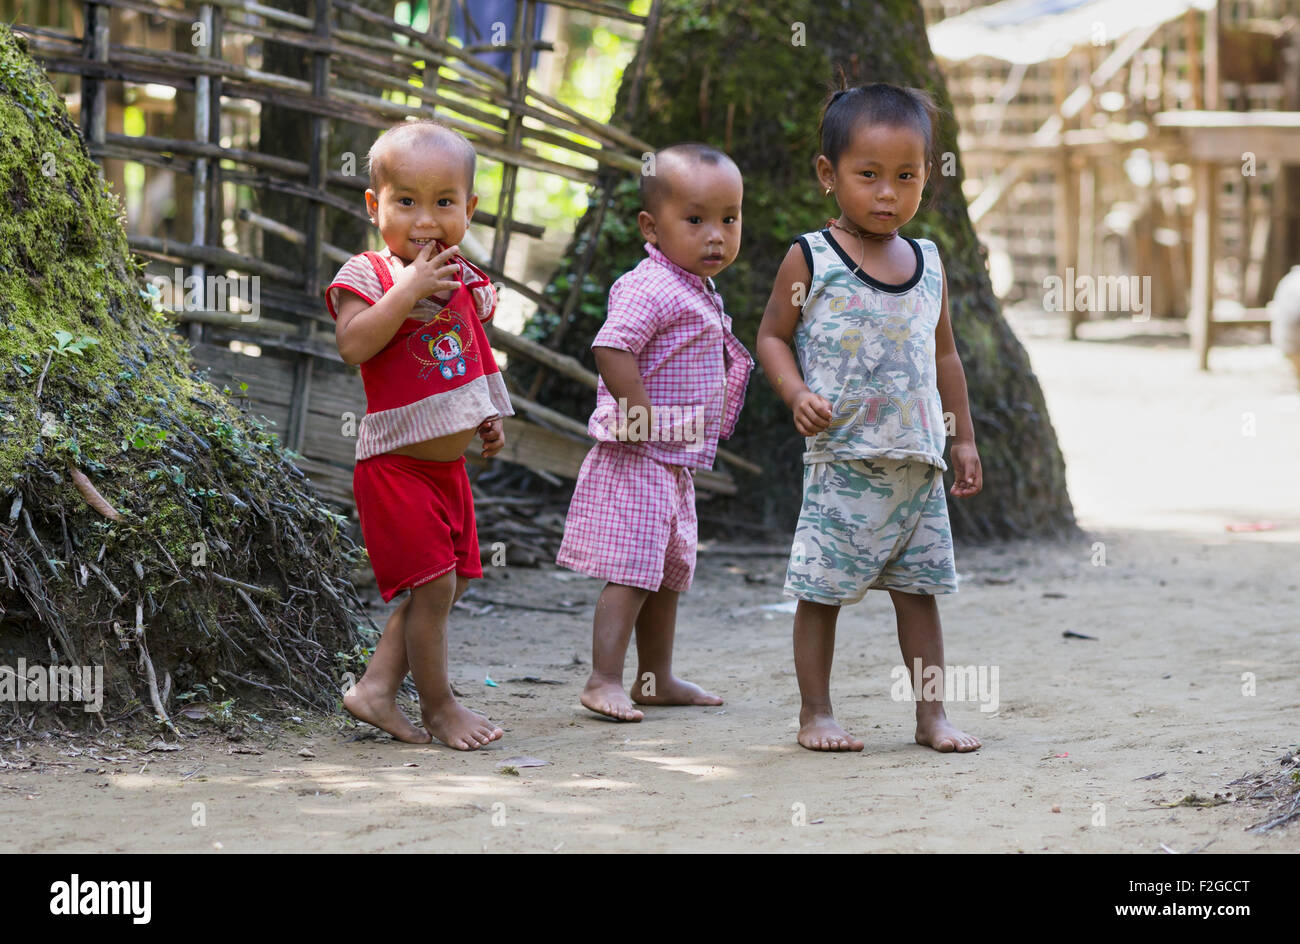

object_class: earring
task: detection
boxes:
[824,187,832,196]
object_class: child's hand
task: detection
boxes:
[394,241,461,302]
[478,416,504,459]
[792,390,833,436]
[949,441,983,497]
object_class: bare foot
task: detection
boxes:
[915,715,982,753]
[630,673,723,707]
[581,679,644,722]
[797,710,864,752]
[344,681,431,744]
[421,701,504,750]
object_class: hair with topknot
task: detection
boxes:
[816,82,944,207]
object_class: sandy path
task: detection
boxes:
[3,317,1297,853]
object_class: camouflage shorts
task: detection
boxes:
[784,458,957,604]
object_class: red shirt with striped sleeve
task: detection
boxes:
[325,247,514,461]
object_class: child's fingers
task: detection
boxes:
[429,243,458,266]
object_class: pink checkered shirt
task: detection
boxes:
[587,242,753,469]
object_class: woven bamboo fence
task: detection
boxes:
[11,0,746,513]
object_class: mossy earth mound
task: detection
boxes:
[0,25,369,728]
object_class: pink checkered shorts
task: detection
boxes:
[556,442,697,592]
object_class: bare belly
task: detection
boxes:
[388,428,478,462]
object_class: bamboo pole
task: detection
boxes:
[236,208,351,265]
[190,3,214,346]
[128,235,304,284]
[531,0,648,23]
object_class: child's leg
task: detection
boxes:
[630,587,722,707]
[343,596,431,743]
[581,582,649,721]
[343,576,475,743]
[794,599,864,751]
[889,589,981,753]
[407,571,503,750]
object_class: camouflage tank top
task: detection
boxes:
[791,229,948,470]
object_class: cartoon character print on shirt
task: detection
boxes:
[819,315,928,437]
[407,304,478,381]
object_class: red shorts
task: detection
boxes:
[352,453,482,602]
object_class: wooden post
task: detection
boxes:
[191,3,214,346]
[1190,161,1216,370]
[1075,157,1095,337]
[423,0,451,103]
[81,3,108,150]
[1051,56,1080,338]
[1204,0,1220,111]
[1184,9,1202,110]
[207,6,225,260]
[491,0,535,274]
[287,0,332,453]
[1191,0,1219,369]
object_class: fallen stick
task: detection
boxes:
[20,508,59,580]
[459,595,581,614]
[85,560,124,602]
[33,350,53,401]
[136,605,175,731]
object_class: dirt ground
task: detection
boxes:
[3,314,1297,853]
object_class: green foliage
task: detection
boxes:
[120,421,168,452]
[49,331,100,358]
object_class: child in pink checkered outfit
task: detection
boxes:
[557,143,753,721]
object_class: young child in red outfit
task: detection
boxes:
[326,120,513,750]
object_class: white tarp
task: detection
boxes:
[928,0,1215,64]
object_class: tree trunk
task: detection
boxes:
[528,0,1076,541]
[0,26,369,726]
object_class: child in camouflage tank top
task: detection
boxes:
[756,83,985,755]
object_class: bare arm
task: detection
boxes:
[334,243,460,366]
[933,268,983,496]
[755,245,832,436]
[592,346,652,424]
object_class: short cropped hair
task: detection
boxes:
[367,119,477,194]
[639,142,738,215]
